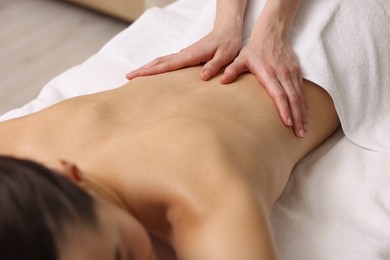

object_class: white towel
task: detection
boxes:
[273,130,390,259]
[291,0,390,154]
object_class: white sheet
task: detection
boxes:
[1,0,390,259]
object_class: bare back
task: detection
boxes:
[0,66,338,242]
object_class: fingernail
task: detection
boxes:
[299,129,306,138]
[126,73,133,79]
[287,117,293,126]
[201,70,210,80]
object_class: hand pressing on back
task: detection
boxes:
[220,28,308,138]
[126,28,242,82]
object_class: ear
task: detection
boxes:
[44,159,83,182]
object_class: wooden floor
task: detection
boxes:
[0,0,129,115]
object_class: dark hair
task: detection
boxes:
[0,156,97,260]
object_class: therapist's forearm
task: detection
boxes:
[214,0,248,34]
[252,0,301,39]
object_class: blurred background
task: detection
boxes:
[0,0,133,115]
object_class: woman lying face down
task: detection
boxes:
[0,66,338,259]
[0,156,155,260]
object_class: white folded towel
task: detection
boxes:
[292,0,390,153]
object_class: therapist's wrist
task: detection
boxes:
[214,16,244,36]
[210,26,243,49]
[214,0,247,37]
[254,0,301,40]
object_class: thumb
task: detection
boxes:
[220,59,248,84]
[201,49,232,81]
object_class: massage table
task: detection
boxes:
[1,0,389,259]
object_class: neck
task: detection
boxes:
[0,117,25,157]
[81,172,133,213]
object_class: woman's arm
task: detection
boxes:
[213,0,248,31]
[126,0,248,81]
[222,0,307,138]
[252,0,301,40]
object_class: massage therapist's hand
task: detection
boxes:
[126,28,242,81]
[221,30,308,138]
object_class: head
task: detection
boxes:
[0,156,155,260]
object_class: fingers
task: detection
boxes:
[220,57,248,84]
[126,52,191,80]
[201,48,239,81]
[291,66,309,132]
[261,73,294,127]
[279,75,305,137]
[256,65,307,138]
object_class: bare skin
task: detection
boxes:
[0,66,339,259]
[127,0,306,137]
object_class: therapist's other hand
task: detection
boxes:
[126,28,242,81]
[220,32,308,138]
